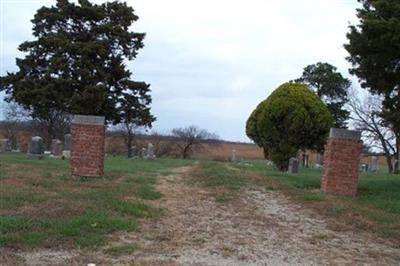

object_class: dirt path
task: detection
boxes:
[103,165,400,265]
[9,165,400,265]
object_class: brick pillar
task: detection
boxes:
[70,115,105,177]
[321,128,362,196]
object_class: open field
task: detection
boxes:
[0,153,399,265]
[105,136,266,161]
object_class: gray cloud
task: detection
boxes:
[0,0,361,141]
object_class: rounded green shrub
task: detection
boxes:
[246,82,333,171]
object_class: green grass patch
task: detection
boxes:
[0,216,34,233]
[303,191,323,201]
[136,184,162,200]
[127,174,157,185]
[0,153,192,249]
[111,200,161,218]
[194,161,247,190]
[52,211,138,248]
[0,191,46,210]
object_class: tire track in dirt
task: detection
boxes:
[113,165,400,266]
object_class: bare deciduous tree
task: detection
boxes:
[348,91,397,173]
[33,110,71,150]
[150,132,176,157]
[118,89,155,158]
[171,126,218,159]
[117,123,143,158]
[1,101,31,149]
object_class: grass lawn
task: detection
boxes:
[235,161,400,243]
[0,153,192,250]
[1,153,399,250]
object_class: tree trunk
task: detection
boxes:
[301,149,309,167]
[182,145,190,159]
[396,136,400,174]
[127,131,133,158]
[46,121,54,150]
[262,147,269,159]
[386,154,394,174]
[379,136,394,174]
[393,136,400,174]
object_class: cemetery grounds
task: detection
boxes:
[0,153,400,265]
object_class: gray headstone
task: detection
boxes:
[28,136,44,159]
[140,147,147,158]
[146,143,155,159]
[62,134,71,159]
[359,163,368,172]
[0,139,12,152]
[51,139,63,158]
[288,157,299,173]
[368,156,379,172]
[231,149,237,162]
[29,136,44,154]
[128,146,137,158]
[315,153,324,165]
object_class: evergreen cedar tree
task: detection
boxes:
[345,0,400,172]
[246,83,333,171]
[296,62,351,129]
[0,0,155,127]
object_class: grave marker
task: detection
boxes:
[128,146,137,158]
[140,147,146,158]
[368,156,379,172]
[50,139,63,159]
[232,149,237,162]
[63,134,71,159]
[288,157,299,173]
[28,136,44,159]
[146,143,155,159]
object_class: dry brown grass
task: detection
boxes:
[233,164,400,248]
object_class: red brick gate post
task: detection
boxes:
[70,115,105,177]
[321,128,362,196]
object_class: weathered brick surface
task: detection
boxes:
[321,138,362,196]
[70,123,105,177]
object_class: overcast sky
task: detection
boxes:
[0,0,361,142]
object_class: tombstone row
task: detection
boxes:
[359,156,380,173]
[128,143,155,159]
[18,134,155,160]
[288,154,383,174]
[25,135,71,160]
